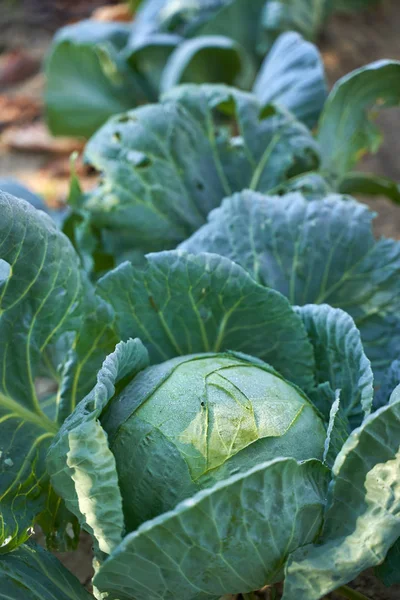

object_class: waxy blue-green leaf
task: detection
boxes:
[297,304,373,428]
[181,192,400,384]
[0,192,118,551]
[83,84,318,257]
[253,31,327,128]
[0,192,83,550]
[318,60,400,184]
[160,36,255,93]
[48,339,149,555]
[0,542,92,599]
[94,458,329,600]
[97,250,316,391]
[45,21,149,138]
[282,386,400,599]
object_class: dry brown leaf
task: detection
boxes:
[91,3,131,22]
[1,122,85,154]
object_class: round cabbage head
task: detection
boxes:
[101,353,326,531]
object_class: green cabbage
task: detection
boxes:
[102,353,326,528]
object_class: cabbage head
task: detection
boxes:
[101,353,326,529]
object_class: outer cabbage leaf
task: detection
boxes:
[82,85,318,257]
[0,192,119,551]
[282,385,400,599]
[48,339,149,555]
[318,60,400,186]
[45,21,149,138]
[0,193,83,550]
[296,305,373,428]
[94,458,329,600]
[253,31,327,128]
[181,192,400,384]
[376,537,400,586]
[96,250,316,391]
[0,541,92,599]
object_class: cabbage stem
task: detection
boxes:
[336,586,371,600]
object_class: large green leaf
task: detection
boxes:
[253,31,327,128]
[97,250,316,391]
[45,21,149,138]
[0,192,84,550]
[296,304,373,428]
[82,84,318,258]
[181,191,400,383]
[317,60,400,185]
[282,386,400,599]
[48,339,149,555]
[0,542,92,599]
[94,458,329,600]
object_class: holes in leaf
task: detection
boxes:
[113,131,122,143]
[195,181,204,191]
[127,150,151,169]
[0,259,11,285]
[117,114,135,124]
[259,104,278,120]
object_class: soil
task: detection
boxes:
[2,2,400,599]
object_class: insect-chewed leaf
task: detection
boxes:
[82,84,319,257]
[94,458,329,600]
[97,250,316,391]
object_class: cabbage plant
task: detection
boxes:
[45,0,329,137]
[0,191,399,599]
[64,59,400,276]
